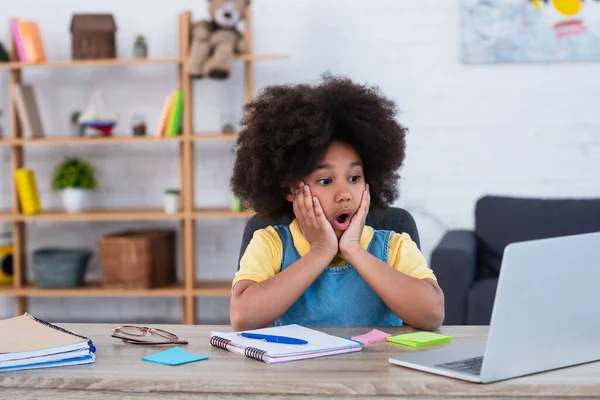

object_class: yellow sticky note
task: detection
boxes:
[386,332,451,347]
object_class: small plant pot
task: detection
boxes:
[33,248,91,288]
[164,193,179,214]
[61,188,90,213]
[70,123,84,137]
[134,43,148,58]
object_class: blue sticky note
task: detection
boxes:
[142,346,209,366]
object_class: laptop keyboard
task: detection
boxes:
[436,356,483,375]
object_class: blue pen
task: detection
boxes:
[239,332,308,345]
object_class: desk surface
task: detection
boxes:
[1,324,599,399]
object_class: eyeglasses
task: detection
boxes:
[111,325,189,345]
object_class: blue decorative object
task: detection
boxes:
[32,248,92,288]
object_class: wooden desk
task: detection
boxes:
[1,324,599,399]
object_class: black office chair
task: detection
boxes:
[237,207,420,270]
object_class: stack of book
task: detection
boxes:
[0,313,96,372]
[155,90,184,137]
[10,18,47,63]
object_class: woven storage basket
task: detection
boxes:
[99,229,175,289]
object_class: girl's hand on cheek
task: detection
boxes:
[292,182,338,259]
[340,184,370,259]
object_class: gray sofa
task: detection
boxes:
[431,195,600,325]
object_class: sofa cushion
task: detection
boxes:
[475,196,600,277]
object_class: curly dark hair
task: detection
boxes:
[230,73,407,222]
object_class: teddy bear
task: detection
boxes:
[187,0,250,79]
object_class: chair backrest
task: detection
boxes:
[475,195,600,277]
[237,207,420,270]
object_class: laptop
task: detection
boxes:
[389,231,600,383]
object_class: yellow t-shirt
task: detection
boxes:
[232,219,436,289]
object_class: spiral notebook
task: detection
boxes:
[0,313,96,371]
[209,324,362,363]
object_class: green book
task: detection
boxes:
[386,332,451,347]
[165,90,183,136]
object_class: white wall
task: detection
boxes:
[1,0,599,323]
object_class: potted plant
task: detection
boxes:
[134,35,148,58]
[0,41,9,63]
[70,110,82,136]
[164,188,180,214]
[220,113,236,134]
[230,195,244,212]
[51,157,98,213]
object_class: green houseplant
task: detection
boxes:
[70,110,82,136]
[52,157,98,213]
[134,35,148,58]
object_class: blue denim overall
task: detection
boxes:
[272,224,403,327]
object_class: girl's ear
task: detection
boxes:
[285,188,294,202]
[284,182,297,202]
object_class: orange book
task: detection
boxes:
[16,20,46,63]
[28,21,47,62]
[155,93,174,137]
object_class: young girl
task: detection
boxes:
[229,74,444,331]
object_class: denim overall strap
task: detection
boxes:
[272,224,403,327]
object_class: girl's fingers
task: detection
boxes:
[362,187,369,212]
[313,196,327,224]
[303,185,317,229]
[293,183,306,223]
[292,188,299,215]
[354,186,370,222]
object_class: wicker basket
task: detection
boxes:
[70,14,117,60]
[99,230,175,289]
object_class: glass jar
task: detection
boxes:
[131,114,147,136]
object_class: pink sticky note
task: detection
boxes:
[351,329,392,344]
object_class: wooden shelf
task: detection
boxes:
[1,9,285,324]
[0,211,14,221]
[236,54,287,61]
[1,283,186,297]
[1,134,234,145]
[193,133,238,141]
[0,54,285,70]
[0,285,17,295]
[14,209,185,222]
[0,58,182,70]
[194,209,255,219]
[3,209,254,221]
[3,136,183,146]
[194,281,232,296]
[0,282,233,298]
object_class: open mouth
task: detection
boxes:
[333,212,351,231]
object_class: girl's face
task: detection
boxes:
[289,141,367,238]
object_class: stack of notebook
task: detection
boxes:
[0,313,96,372]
